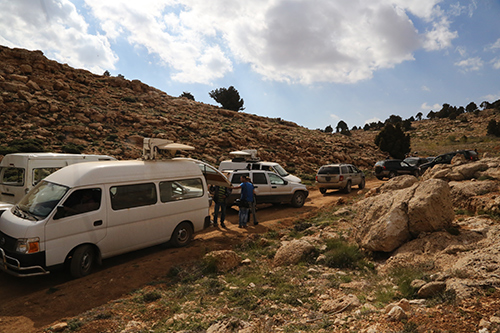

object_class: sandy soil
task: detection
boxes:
[0,180,382,333]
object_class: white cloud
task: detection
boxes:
[492,57,500,70]
[421,85,430,92]
[422,17,458,51]
[329,114,341,122]
[454,57,483,71]
[420,102,441,111]
[0,0,462,84]
[0,0,117,74]
[489,38,500,50]
[364,117,382,125]
[483,93,500,102]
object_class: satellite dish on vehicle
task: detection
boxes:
[229,150,252,156]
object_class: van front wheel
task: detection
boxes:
[70,245,94,278]
[171,222,193,247]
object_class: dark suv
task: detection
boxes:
[420,150,479,172]
[374,159,420,180]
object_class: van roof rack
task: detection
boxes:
[142,138,194,160]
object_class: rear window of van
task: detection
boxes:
[318,166,340,174]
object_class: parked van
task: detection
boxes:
[0,153,116,209]
[0,158,227,278]
[218,150,302,183]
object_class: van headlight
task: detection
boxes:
[16,237,40,254]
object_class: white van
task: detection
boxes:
[0,153,116,209]
[218,150,302,183]
[0,158,227,278]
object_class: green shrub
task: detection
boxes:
[0,139,45,155]
[323,238,364,269]
[61,143,84,154]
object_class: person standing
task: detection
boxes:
[233,175,254,228]
[210,185,231,228]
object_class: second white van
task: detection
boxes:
[0,152,116,208]
[0,159,219,278]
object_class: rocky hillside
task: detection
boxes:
[0,45,387,178]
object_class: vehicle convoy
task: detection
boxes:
[0,139,229,278]
[218,150,302,183]
[225,169,308,208]
[0,153,116,210]
[419,149,479,172]
[315,163,365,194]
[374,159,420,180]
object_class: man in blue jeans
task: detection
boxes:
[210,185,231,228]
[233,176,254,228]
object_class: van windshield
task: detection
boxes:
[273,165,289,177]
[17,181,68,219]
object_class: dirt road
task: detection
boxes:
[0,180,382,332]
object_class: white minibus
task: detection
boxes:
[0,159,226,278]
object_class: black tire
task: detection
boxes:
[389,171,397,179]
[170,222,193,247]
[70,245,95,278]
[344,181,352,194]
[376,176,384,180]
[319,188,327,194]
[358,178,365,189]
[291,191,306,208]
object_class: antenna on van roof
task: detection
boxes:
[142,138,194,160]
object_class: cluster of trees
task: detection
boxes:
[179,86,245,112]
[487,120,500,137]
[324,120,351,136]
[427,102,478,120]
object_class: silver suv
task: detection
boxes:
[315,163,365,194]
[225,170,309,208]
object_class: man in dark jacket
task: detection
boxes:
[210,185,231,228]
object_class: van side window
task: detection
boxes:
[159,178,204,202]
[110,183,157,210]
[33,167,61,185]
[269,173,285,185]
[62,188,101,217]
[341,166,349,174]
[1,167,25,186]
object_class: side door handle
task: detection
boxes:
[93,220,103,227]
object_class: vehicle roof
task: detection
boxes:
[319,163,353,167]
[0,153,115,165]
[44,160,202,188]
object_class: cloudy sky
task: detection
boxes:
[1,0,499,129]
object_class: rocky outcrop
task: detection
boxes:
[353,179,454,252]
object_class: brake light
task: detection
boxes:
[339,175,344,181]
[315,176,318,181]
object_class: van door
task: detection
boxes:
[178,159,231,187]
[44,187,107,267]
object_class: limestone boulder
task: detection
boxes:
[353,179,454,252]
[273,239,316,266]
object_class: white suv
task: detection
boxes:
[225,170,308,208]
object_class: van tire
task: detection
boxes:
[171,222,193,247]
[319,188,327,194]
[359,178,365,189]
[70,245,94,278]
[291,191,306,208]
